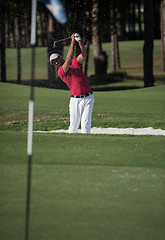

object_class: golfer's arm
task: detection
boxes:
[62,40,74,73]
[77,41,87,65]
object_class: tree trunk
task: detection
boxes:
[24,12,30,47]
[153,0,161,39]
[84,40,90,76]
[92,0,101,75]
[15,17,21,84]
[116,35,120,69]
[92,0,107,75]
[137,0,142,39]
[47,14,55,84]
[17,46,21,84]
[0,0,6,82]
[143,0,155,87]
[111,33,116,72]
[12,19,16,48]
[54,22,67,90]
[132,0,136,35]
[110,3,121,71]
[161,0,165,71]
[40,15,45,46]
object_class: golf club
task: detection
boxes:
[53,37,71,48]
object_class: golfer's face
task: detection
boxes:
[52,57,62,68]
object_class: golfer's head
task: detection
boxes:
[50,53,64,67]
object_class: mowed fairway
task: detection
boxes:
[0,83,165,240]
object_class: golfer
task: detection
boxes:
[50,33,94,133]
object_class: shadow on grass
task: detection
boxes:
[88,72,143,91]
[7,79,69,90]
[6,71,164,91]
[91,86,141,91]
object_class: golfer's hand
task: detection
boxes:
[71,34,75,42]
[74,33,81,42]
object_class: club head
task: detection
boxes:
[53,41,56,48]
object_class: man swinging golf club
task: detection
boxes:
[50,33,94,133]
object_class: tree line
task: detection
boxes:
[0,0,165,88]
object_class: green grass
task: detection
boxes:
[0,83,165,240]
[0,131,165,240]
[1,131,165,168]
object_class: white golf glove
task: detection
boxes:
[74,33,81,42]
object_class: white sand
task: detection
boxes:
[34,127,165,136]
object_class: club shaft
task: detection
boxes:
[55,37,71,43]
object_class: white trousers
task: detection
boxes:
[68,94,94,133]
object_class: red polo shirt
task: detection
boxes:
[58,58,91,96]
